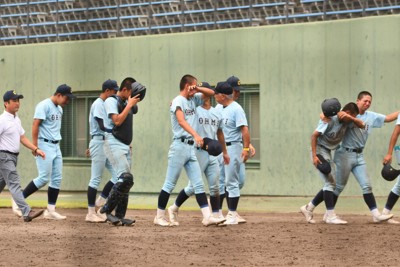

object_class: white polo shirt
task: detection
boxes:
[0,110,25,153]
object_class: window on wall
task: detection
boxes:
[212,84,260,168]
[236,84,260,167]
[60,92,97,161]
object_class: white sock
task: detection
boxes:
[157,208,165,218]
[170,203,179,212]
[201,206,211,219]
[382,208,391,215]
[371,208,380,217]
[307,202,315,211]
[326,209,335,217]
[47,204,56,212]
[88,206,96,214]
[95,196,106,206]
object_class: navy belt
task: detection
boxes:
[92,135,105,140]
[344,147,363,153]
[42,139,59,144]
[174,137,194,145]
[0,150,19,156]
[226,141,242,146]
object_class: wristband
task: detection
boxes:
[243,147,250,151]
[34,148,38,153]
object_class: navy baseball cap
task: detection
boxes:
[102,79,119,91]
[55,84,75,99]
[3,90,24,102]
[381,164,400,181]
[202,137,223,156]
[214,81,233,95]
[197,81,213,89]
[316,154,331,175]
[226,76,243,91]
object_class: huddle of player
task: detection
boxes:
[300,92,400,224]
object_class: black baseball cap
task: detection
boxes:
[381,163,400,181]
[55,84,75,99]
[3,90,24,102]
[197,81,213,89]
[102,79,119,91]
[214,81,233,95]
[202,137,223,156]
[226,76,243,91]
[316,154,331,175]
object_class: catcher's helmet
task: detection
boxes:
[131,82,146,101]
[381,164,400,181]
[321,98,341,117]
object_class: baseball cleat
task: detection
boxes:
[203,215,226,226]
[300,205,315,224]
[85,213,106,223]
[236,212,247,224]
[11,198,23,217]
[373,213,394,223]
[96,209,107,221]
[223,211,238,225]
[386,218,400,224]
[43,210,67,220]
[167,206,179,226]
[153,216,171,227]
[120,218,135,226]
[24,209,44,222]
[325,215,347,225]
[106,214,121,225]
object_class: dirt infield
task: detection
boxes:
[0,208,399,267]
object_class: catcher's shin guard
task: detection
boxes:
[115,193,129,219]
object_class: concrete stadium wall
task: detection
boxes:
[0,15,399,196]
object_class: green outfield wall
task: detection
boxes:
[0,15,399,196]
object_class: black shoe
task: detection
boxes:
[120,218,135,226]
[106,214,121,225]
[24,209,44,222]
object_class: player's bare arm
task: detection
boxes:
[31,118,42,147]
[311,131,322,167]
[383,125,400,164]
[175,107,203,147]
[20,135,45,159]
[385,111,400,123]
[241,126,251,162]
[338,111,365,128]
[195,85,215,99]
[111,94,140,126]
[217,129,230,165]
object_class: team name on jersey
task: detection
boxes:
[184,108,195,116]
[50,114,62,121]
[198,117,218,126]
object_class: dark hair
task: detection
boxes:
[120,77,136,91]
[357,91,372,100]
[179,74,197,91]
[342,102,359,115]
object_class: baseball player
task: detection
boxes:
[21,84,74,220]
[216,76,255,223]
[1,90,45,222]
[213,81,250,225]
[99,77,141,226]
[325,91,397,223]
[167,82,230,226]
[381,112,400,223]
[332,91,398,222]
[154,74,225,227]
[85,79,119,223]
[300,100,365,224]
